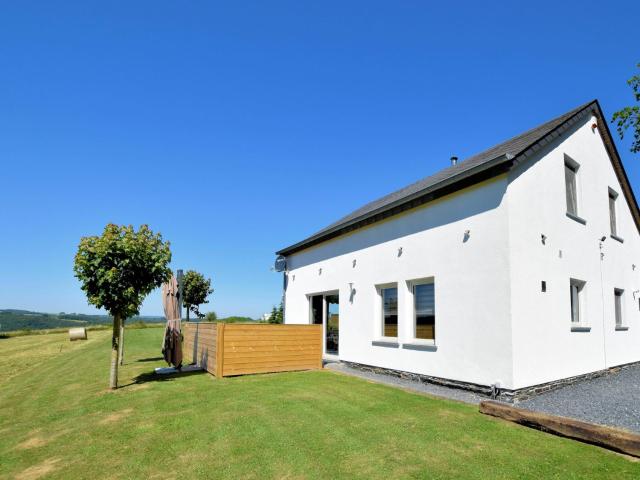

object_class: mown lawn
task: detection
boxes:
[0,329,638,479]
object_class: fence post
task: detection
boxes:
[216,322,225,378]
[192,322,199,366]
[317,325,323,370]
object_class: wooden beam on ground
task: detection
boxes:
[479,400,640,458]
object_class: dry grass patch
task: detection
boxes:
[16,436,48,450]
[15,457,62,480]
[98,407,133,425]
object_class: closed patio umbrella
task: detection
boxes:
[161,275,183,369]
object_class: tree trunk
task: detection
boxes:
[186,307,190,322]
[118,319,125,366]
[109,316,121,389]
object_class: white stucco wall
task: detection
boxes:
[283,176,516,389]
[506,115,640,389]
[283,114,640,391]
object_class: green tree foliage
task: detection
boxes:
[268,303,284,324]
[204,311,217,322]
[182,270,214,321]
[612,63,640,153]
[73,224,172,388]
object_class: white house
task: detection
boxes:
[276,100,640,400]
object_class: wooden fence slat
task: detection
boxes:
[223,364,320,376]
[225,334,317,346]
[221,345,316,353]
[225,324,319,330]
[224,350,319,359]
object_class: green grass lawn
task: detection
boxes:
[1,329,638,479]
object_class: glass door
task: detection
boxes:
[325,294,339,355]
[309,293,339,356]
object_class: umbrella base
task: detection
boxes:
[154,364,202,375]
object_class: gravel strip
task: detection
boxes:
[325,362,483,405]
[517,364,640,433]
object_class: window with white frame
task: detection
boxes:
[380,286,398,338]
[609,189,618,237]
[565,156,580,217]
[614,288,624,328]
[413,280,435,341]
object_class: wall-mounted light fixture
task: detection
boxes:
[541,234,547,245]
[463,230,471,242]
[349,282,356,303]
[397,247,403,257]
[318,268,322,275]
[352,259,357,268]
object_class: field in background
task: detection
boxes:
[1,329,638,479]
[0,309,165,333]
[0,309,260,334]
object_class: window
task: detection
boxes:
[565,158,579,216]
[609,189,619,237]
[569,279,586,327]
[381,287,398,338]
[413,281,435,341]
[614,289,624,328]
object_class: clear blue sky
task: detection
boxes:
[1,1,638,318]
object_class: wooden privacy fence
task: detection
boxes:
[183,322,323,377]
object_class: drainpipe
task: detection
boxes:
[282,270,288,323]
[598,238,607,369]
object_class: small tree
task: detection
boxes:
[612,63,640,153]
[182,270,213,321]
[204,311,217,322]
[74,224,172,389]
[268,303,284,324]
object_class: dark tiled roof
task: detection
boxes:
[278,100,639,256]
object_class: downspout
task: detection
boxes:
[598,239,607,369]
[282,269,288,323]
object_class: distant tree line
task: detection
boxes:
[0,309,164,332]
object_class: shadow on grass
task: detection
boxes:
[120,368,206,388]
[136,356,164,362]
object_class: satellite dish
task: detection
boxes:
[274,255,287,272]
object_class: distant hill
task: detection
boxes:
[0,309,165,332]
